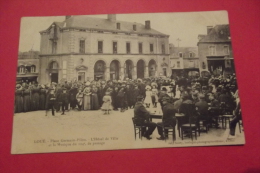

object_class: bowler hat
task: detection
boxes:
[161,87,167,91]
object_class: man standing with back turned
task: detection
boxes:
[134,96,156,140]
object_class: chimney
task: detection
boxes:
[133,23,137,31]
[145,20,151,29]
[108,14,116,22]
[207,26,213,34]
[65,16,71,20]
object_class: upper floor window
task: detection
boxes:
[223,45,229,54]
[209,46,216,55]
[139,42,143,54]
[113,42,117,54]
[179,52,183,58]
[18,65,25,74]
[177,61,180,68]
[189,52,193,58]
[117,23,120,30]
[150,43,154,53]
[98,41,103,53]
[52,41,57,54]
[31,65,36,73]
[162,44,165,54]
[126,42,131,54]
[79,40,85,53]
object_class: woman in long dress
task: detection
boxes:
[83,86,92,110]
[31,83,40,111]
[144,85,152,108]
[151,84,158,108]
[76,89,84,110]
[91,85,100,110]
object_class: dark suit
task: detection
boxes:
[134,101,156,137]
[157,103,177,137]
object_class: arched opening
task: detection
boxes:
[125,60,134,79]
[148,59,156,77]
[137,59,145,78]
[49,61,59,83]
[110,60,120,80]
[94,60,106,80]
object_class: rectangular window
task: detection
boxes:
[162,44,165,54]
[179,52,183,58]
[189,52,193,58]
[113,42,117,54]
[223,46,229,54]
[209,46,216,55]
[177,61,180,68]
[139,42,143,54]
[98,41,103,53]
[126,42,131,54]
[150,43,154,53]
[117,23,120,30]
[79,40,85,53]
[52,42,57,54]
[163,68,167,76]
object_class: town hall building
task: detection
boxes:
[38,14,170,83]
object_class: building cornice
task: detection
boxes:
[40,27,169,38]
[39,53,170,56]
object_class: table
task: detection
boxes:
[149,113,185,137]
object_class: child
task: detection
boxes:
[101,91,112,114]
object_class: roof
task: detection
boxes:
[18,51,40,59]
[170,47,198,58]
[40,15,168,36]
[198,24,231,43]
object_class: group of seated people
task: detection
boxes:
[133,83,241,140]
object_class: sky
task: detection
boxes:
[18,11,229,52]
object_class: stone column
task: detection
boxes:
[144,66,149,78]
[105,67,110,80]
[133,66,137,79]
[120,67,125,80]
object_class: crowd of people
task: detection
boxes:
[15,72,241,139]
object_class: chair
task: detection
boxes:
[181,115,199,140]
[132,117,146,140]
[222,114,234,129]
[162,118,176,142]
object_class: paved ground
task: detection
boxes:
[11,107,245,154]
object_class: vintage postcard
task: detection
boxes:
[12,11,245,154]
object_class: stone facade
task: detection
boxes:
[39,15,170,84]
[169,45,199,77]
[198,25,234,76]
[16,51,40,83]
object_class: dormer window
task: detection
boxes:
[133,24,136,31]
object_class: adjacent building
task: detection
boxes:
[38,15,170,84]
[16,50,40,83]
[197,24,234,76]
[169,44,199,77]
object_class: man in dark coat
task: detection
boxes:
[45,89,56,116]
[60,88,69,115]
[156,97,177,140]
[134,96,156,140]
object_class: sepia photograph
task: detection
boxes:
[12,11,245,154]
